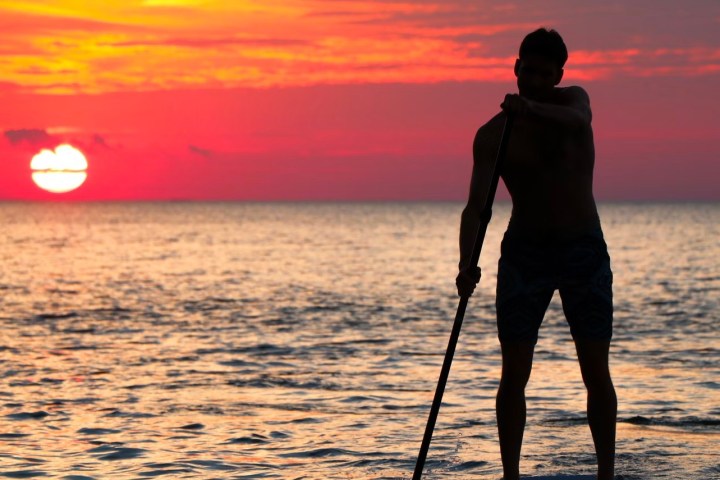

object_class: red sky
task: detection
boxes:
[1,0,718,201]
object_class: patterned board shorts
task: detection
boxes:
[496,227,613,344]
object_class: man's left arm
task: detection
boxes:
[504,86,592,130]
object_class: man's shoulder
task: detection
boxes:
[475,112,506,140]
[559,85,588,94]
[473,112,507,161]
[556,85,591,103]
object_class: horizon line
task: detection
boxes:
[1,198,718,205]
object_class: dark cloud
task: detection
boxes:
[189,145,213,158]
[4,128,53,146]
[3,129,116,155]
[92,134,109,148]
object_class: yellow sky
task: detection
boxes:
[0,1,548,93]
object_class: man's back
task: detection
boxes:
[477,86,599,242]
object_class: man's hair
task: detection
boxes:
[519,28,568,69]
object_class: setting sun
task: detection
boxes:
[30,144,88,194]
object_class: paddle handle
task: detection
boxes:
[469,114,515,268]
[412,114,514,480]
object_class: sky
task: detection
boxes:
[1,0,719,201]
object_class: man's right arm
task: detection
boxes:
[456,123,497,296]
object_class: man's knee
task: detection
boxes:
[575,340,614,390]
[500,341,535,389]
[584,377,616,399]
[499,376,530,396]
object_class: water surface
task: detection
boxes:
[0,202,718,479]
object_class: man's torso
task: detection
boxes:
[480,90,600,242]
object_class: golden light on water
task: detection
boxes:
[31,144,88,193]
[0,203,716,477]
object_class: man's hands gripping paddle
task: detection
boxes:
[456,265,481,297]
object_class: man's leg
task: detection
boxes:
[496,341,535,480]
[557,231,615,478]
[495,233,555,479]
[575,339,617,480]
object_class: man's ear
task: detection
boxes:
[555,68,564,86]
[514,58,521,77]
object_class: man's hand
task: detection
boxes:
[501,94,532,116]
[456,265,481,297]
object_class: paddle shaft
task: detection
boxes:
[412,114,514,480]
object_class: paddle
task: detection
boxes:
[412,113,515,480]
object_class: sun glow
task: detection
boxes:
[31,144,88,194]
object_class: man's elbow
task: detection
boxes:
[461,204,483,221]
[578,109,592,128]
[567,86,592,125]
[566,109,591,132]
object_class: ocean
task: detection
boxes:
[0,202,717,479]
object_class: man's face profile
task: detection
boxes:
[514,55,563,101]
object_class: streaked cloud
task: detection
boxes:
[109,36,309,48]
[0,1,717,93]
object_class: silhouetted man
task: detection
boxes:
[456,28,617,480]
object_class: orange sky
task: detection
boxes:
[1,1,719,200]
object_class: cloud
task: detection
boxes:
[565,47,720,80]
[189,144,213,158]
[2,128,116,155]
[0,10,142,37]
[1,1,718,93]
[93,134,109,148]
[4,128,54,146]
[108,36,309,49]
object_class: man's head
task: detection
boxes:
[515,28,568,100]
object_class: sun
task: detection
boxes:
[31,144,88,194]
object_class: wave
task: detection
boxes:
[621,415,720,428]
[541,414,720,431]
